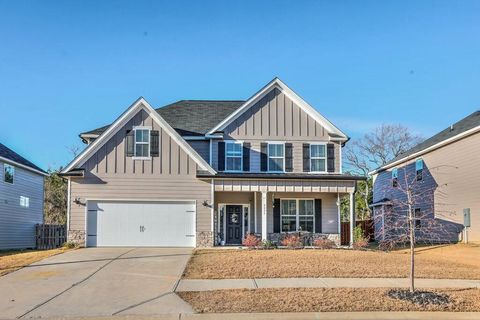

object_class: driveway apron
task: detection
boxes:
[0,247,193,319]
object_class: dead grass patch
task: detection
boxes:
[0,248,68,276]
[183,244,480,279]
[178,288,480,313]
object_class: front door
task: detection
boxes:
[226,205,242,245]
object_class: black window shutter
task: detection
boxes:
[260,143,268,172]
[303,143,310,172]
[218,141,225,171]
[150,130,159,157]
[285,143,293,172]
[314,199,322,233]
[273,198,281,233]
[327,143,335,172]
[126,130,134,157]
[243,142,250,172]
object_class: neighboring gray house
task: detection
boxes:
[370,111,480,243]
[61,78,364,248]
[0,143,47,250]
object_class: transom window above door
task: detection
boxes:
[134,127,150,158]
[281,199,315,232]
[268,143,285,172]
[310,144,326,172]
[225,141,243,171]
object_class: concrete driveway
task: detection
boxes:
[0,247,193,319]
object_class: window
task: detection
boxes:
[392,168,398,187]
[20,196,29,208]
[310,144,326,172]
[281,199,315,232]
[134,128,150,158]
[225,141,242,171]
[414,208,421,229]
[4,164,14,184]
[416,159,423,181]
[268,143,284,172]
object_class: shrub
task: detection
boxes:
[261,240,276,249]
[378,239,399,251]
[353,225,369,249]
[281,234,303,248]
[242,233,261,248]
[63,241,77,249]
[313,238,336,249]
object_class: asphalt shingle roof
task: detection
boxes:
[81,100,245,137]
[378,110,480,171]
[0,142,46,174]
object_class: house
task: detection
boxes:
[0,143,47,250]
[60,78,364,248]
[370,111,480,243]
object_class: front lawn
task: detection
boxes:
[178,288,480,313]
[0,248,68,276]
[183,243,480,280]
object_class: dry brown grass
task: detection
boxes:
[183,243,480,280]
[0,248,68,276]
[178,288,480,313]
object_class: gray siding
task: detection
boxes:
[69,108,212,241]
[187,140,210,163]
[373,131,480,242]
[0,162,44,250]
[212,87,342,173]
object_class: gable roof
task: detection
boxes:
[207,77,348,140]
[0,143,47,176]
[80,100,244,140]
[62,97,216,174]
[371,110,480,174]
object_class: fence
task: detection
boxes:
[35,224,67,249]
[340,219,374,246]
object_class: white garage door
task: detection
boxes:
[86,201,196,247]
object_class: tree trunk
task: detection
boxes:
[407,189,415,293]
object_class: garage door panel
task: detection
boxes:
[87,201,196,247]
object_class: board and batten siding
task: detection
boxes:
[211,87,341,172]
[69,109,212,245]
[373,131,480,242]
[0,161,44,249]
[187,140,210,163]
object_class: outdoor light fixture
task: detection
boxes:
[73,197,86,206]
[202,200,211,208]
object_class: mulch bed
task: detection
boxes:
[178,288,480,313]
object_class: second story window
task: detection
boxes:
[4,164,14,184]
[268,143,284,172]
[225,141,242,171]
[392,168,398,187]
[134,127,150,158]
[416,159,423,181]
[310,144,326,172]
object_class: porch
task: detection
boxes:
[210,177,358,247]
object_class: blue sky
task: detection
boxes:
[1,0,479,170]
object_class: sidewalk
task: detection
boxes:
[176,277,480,292]
[23,312,480,320]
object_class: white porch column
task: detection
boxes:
[261,191,267,241]
[349,191,355,247]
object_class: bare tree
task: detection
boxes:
[66,144,82,158]
[344,124,423,219]
[374,163,459,292]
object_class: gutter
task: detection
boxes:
[369,124,480,175]
[0,156,48,177]
[197,173,367,181]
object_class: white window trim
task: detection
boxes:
[3,164,14,184]
[267,142,285,173]
[224,140,243,172]
[310,143,327,173]
[20,196,30,208]
[280,198,316,233]
[133,126,151,160]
